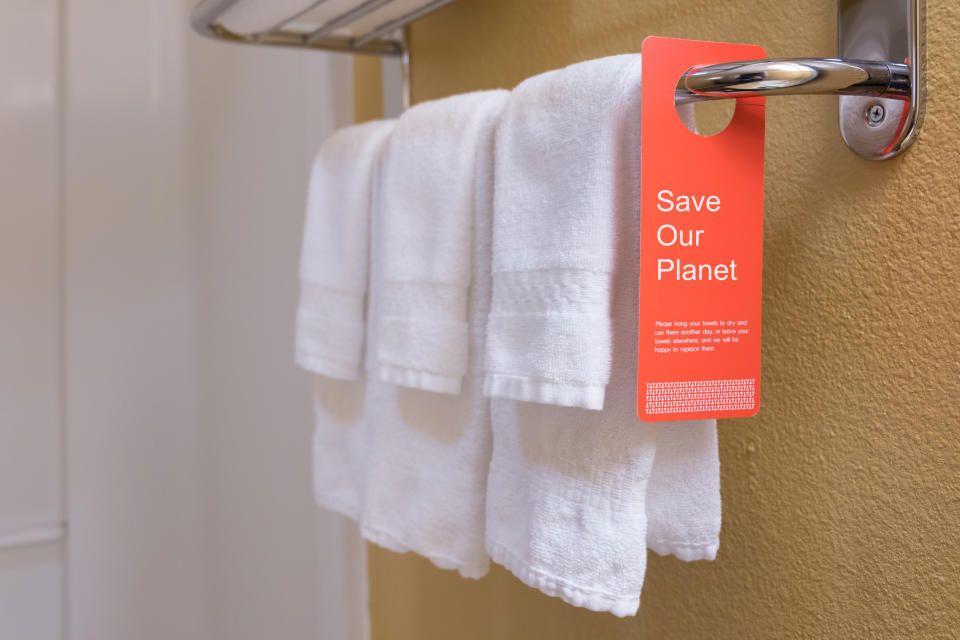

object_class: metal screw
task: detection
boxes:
[866,103,885,127]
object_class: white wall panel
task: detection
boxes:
[0,1,63,638]
[0,0,62,541]
[63,1,207,638]
[0,544,62,640]
[0,0,375,637]
[187,23,368,640]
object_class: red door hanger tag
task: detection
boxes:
[638,37,765,422]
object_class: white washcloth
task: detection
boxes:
[483,54,641,411]
[485,55,660,618]
[219,0,442,36]
[646,420,721,561]
[375,91,510,394]
[296,120,395,381]
[312,95,504,578]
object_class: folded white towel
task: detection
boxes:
[312,98,503,578]
[360,97,502,576]
[296,119,395,381]
[485,55,661,618]
[375,90,510,394]
[219,0,442,36]
[483,54,642,411]
[646,420,721,562]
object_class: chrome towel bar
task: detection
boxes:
[677,58,910,102]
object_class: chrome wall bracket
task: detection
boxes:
[677,0,925,160]
[837,0,924,159]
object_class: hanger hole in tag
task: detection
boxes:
[676,99,736,137]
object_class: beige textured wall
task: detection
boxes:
[353,54,384,124]
[361,1,960,637]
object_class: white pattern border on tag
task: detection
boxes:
[645,379,756,414]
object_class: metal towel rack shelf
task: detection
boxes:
[192,0,924,160]
[191,0,456,107]
[191,0,453,56]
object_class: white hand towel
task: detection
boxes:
[485,55,660,618]
[645,103,721,564]
[375,90,510,394]
[296,119,395,381]
[219,0,443,36]
[311,376,371,523]
[312,95,504,579]
[646,420,721,561]
[360,96,502,577]
[483,54,642,411]
[485,60,724,617]
[310,122,393,523]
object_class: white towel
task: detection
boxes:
[485,55,659,618]
[645,103,721,564]
[296,119,395,381]
[311,132,388,535]
[312,120,394,523]
[219,0,443,36]
[484,56,722,617]
[312,93,504,579]
[360,93,503,577]
[646,420,721,561]
[483,55,636,411]
[375,91,510,394]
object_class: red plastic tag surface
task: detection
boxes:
[638,37,765,422]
